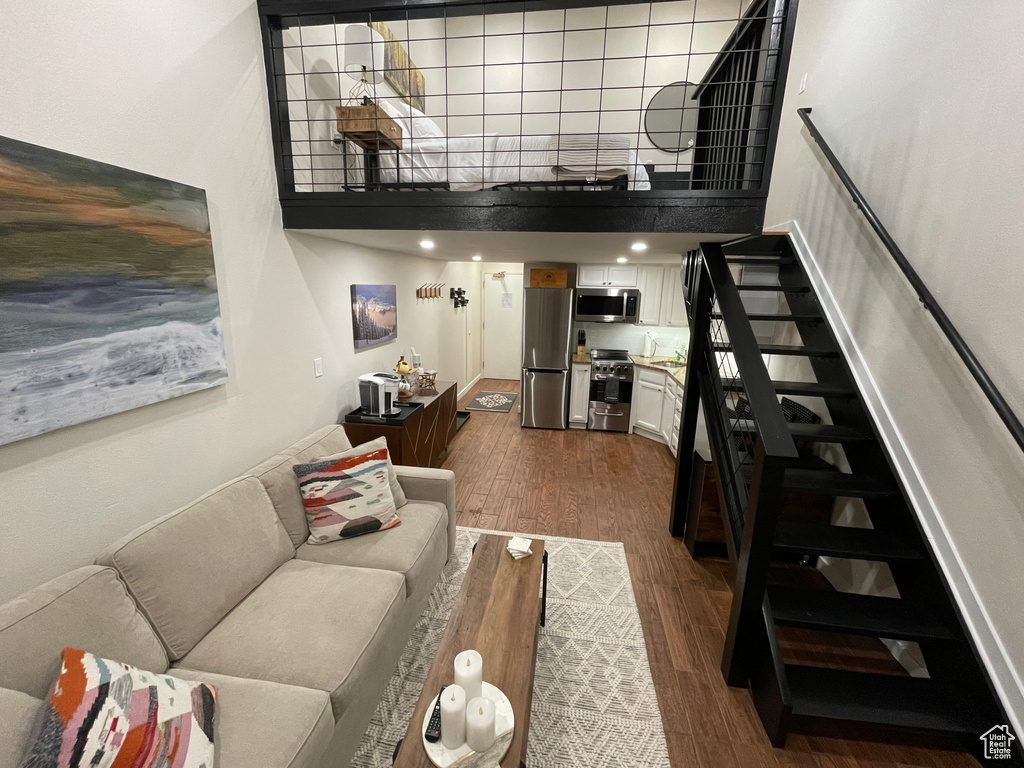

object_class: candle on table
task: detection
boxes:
[439,684,466,749]
[465,696,496,753]
[453,649,482,703]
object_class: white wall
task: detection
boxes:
[765,0,1024,729]
[0,1,481,603]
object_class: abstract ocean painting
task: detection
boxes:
[351,284,397,349]
[0,135,228,446]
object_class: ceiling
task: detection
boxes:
[292,230,745,264]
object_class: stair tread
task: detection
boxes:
[735,284,811,293]
[712,312,822,323]
[722,234,790,256]
[712,342,839,357]
[726,256,796,265]
[768,585,958,641]
[732,420,874,444]
[723,378,856,398]
[783,467,898,497]
[774,521,924,562]
[785,665,990,733]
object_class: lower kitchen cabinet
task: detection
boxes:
[569,362,591,428]
[659,385,675,444]
[633,366,684,452]
[634,371,665,433]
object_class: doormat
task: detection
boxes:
[350,527,669,768]
[464,391,518,412]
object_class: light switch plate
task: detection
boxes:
[314,357,323,378]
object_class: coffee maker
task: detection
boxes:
[358,373,401,417]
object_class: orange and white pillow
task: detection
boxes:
[293,439,401,544]
[20,648,216,767]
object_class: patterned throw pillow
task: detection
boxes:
[20,648,215,768]
[292,440,401,544]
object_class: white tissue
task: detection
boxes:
[507,536,533,560]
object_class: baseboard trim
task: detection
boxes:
[458,374,482,400]
[772,219,1024,735]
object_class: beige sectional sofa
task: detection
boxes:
[0,425,455,768]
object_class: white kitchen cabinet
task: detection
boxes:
[661,265,689,327]
[577,264,639,288]
[660,385,675,444]
[637,266,664,325]
[634,368,665,433]
[569,363,591,428]
[607,265,639,287]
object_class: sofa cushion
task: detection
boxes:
[293,441,401,544]
[171,669,333,768]
[0,566,167,700]
[295,501,447,602]
[20,648,216,768]
[247,425,356,547]
[96,476,294,661]
[0,687,44,768]
[176,559,405,719]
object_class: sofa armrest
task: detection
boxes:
[395,466,456,560]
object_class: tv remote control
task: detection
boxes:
[425,685,446,743]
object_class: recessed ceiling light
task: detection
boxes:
[616,256,628,264]
[631,242,648,252]
[472,255,482,261]
[419,239,435,250]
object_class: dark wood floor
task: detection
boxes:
[445,379,978,768]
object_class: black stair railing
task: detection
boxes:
[797,107,1024,454]
[674,242,798,697]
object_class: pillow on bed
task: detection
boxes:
[380,99,445,140]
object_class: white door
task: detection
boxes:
[569,363,591,424]
[634,379,664,433]
[660,386,675,443]
[638,266,664,325]
[662,265,689,327]
[483,272,524,380]
[577,265,608,287]
[606,265,639,288]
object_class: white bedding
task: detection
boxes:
[363,101,650,191]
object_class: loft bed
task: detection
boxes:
[258,0,797,231]
[331,99,650,192]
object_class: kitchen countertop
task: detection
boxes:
[572,352,591,365]
[630,355,687,385]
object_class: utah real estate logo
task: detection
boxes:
[980,725,1016,760]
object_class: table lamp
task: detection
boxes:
[344,24,385,104]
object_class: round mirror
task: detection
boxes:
[645,81,698,153]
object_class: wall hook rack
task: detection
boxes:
[416,283,445,299]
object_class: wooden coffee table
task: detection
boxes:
[393,534,547,768]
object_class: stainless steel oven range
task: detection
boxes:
[588,349,634,432]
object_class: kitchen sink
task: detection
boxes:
[655,360,685,368]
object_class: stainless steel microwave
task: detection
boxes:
[574,288,640,323]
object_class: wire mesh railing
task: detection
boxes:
[260,0,791,195]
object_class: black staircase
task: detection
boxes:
[669,234,1015,757]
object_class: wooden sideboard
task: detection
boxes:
[343,380,458,468]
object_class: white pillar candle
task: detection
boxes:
[465,696,496,753]
[453,650,482,703]
[439,684,466,750]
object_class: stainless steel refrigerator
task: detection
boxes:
[521,286,575,429]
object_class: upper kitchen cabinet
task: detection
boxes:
[637,264,688,327]
[661,265,688,327]
[638,267,665,326]
[578,265,639,289]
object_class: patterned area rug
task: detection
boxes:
[464,391,518,412]
[350,527,670,768]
